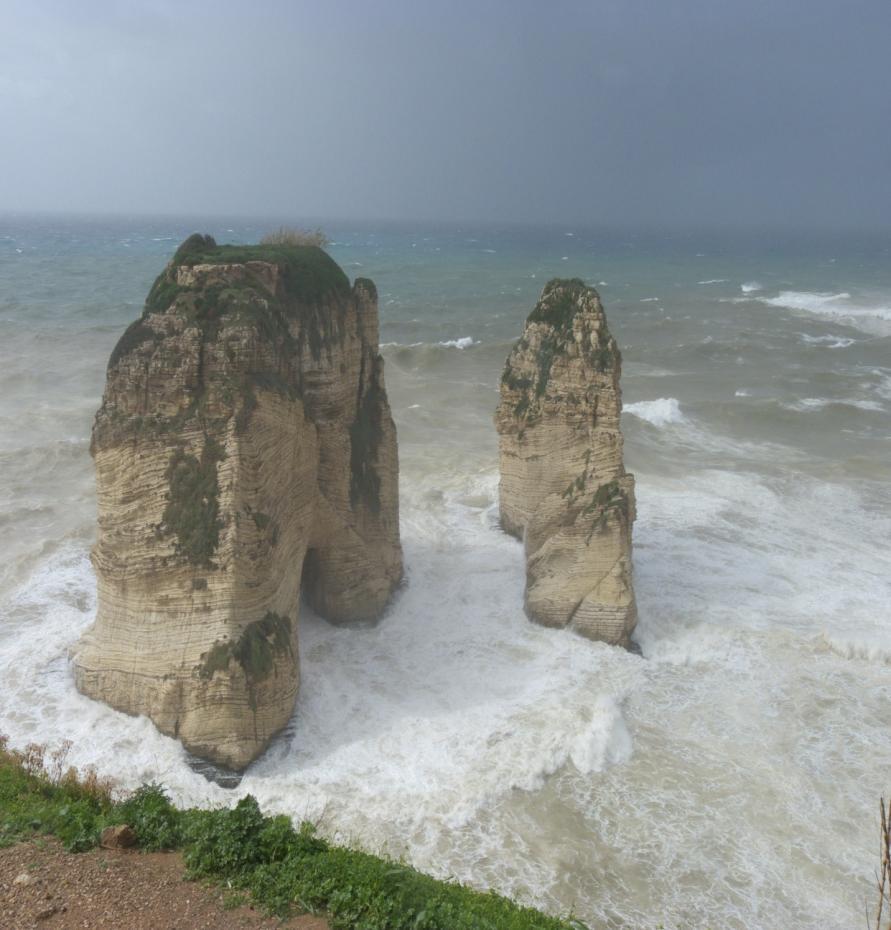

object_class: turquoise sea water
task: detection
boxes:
[1,215,890,929]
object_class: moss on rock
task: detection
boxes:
[582,479,628,542]
[527,278,588,332]
[504,278,617,405]
[108,234,360,383]
[107,319,159,369]
[354,276,378,301]
[174,233,217,262]
[161,437,225,567]
[199,613,294,707]
[349,356,384,513]
[171,237,350,304]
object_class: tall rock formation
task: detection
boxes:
[495,279,636,646]
[74,234,403,770]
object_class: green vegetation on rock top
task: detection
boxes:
[0,739,587,929]
[107,232,360,393]
[501,278,616,413]
[527,278,592,333]
[174,233,218,263]
[353,276,378,301]
[172,235,351,303]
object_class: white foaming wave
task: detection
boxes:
[735,389,751,397]
[640,297,659,303]
[820,632,891,665]
[382,338,477,351]
[876,372,891,401]
[3,463,890,928]
[784,397,884,413]
[241,480,641,840]
[786,398,830,411]
[623,469,891,930]
[759,290,891,334]
[740,281,761,293]
[0,545,227,807]
[799,333,855,349]
[438,336,476,349]
[247,683,634,836]
[764,290,851,312]
[624,397,685,427]
[847,398,884,411]
[634,468,891,659]
[0,481,641,850]
[565,695,633,773]
[697,279,726,285]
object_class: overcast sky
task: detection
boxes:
[2,0,889,228]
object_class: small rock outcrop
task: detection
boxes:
[495,279,636,646]
[74,234,403,770]
[100,825,137,849]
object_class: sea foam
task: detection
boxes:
[624,397,685,427]
[0,481,642,847]
[799,333,855,349]
[760,290,891,334]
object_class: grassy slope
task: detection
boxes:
[0,739,588,930]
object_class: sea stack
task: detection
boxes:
[74,234,403,770]
[495,279,636,646]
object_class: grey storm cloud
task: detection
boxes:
[1,0,889,228]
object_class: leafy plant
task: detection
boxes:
[0,735,588,930]
[116,784,180,851]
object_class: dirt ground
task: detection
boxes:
[0,838,330,930]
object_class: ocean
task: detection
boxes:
[1,215,890,929]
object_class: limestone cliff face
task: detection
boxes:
[73,235,403,770]
[495,279,636,647]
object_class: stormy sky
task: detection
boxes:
[2,0,889,228]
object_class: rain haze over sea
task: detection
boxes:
[1,216,890,928]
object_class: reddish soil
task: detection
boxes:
[0,838,330,930]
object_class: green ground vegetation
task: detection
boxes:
[0,738,587,930]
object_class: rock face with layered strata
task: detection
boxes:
[73,234,403,770]
[495,279,636,646]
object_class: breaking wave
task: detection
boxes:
[624,397,685,427]
[759,290,891,334]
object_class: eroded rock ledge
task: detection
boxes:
[74,234,403,770]
[495,279,637,646]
